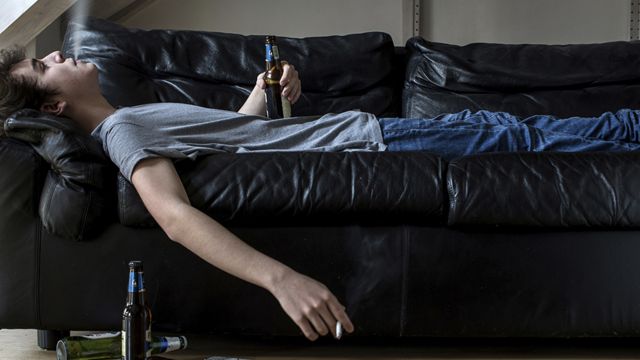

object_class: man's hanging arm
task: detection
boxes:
[130,157,354,341]
[131,157,288,289]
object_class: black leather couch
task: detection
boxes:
[3,17,640,344]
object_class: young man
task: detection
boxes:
[1,48,354,342]
[2,48,640,341]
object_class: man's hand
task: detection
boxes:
[239,62,301,116]
[270,268,355,341]
[256,61,302,104]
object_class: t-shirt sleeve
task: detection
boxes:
[101,122,189,181]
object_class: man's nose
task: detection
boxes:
[43,51,64,63]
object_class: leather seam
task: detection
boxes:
[399,230,409,336]
[34,210,42,328]
[118,177,126,224]
[33,153,44,329]
[39,175,55,229]
[441,159,450,222]
[78,189,92,241]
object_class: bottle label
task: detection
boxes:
[138,272,145,292]
[265,44,273,61]
[128,271,145,292]
[166,338,179,352]
[272,45,280,60]
[146,336,187,355]
[144,327,152,356]
[264,77,279,86]
[281,97,291,118]
[128,271,137,292]
[79,331,121,340]
[155,338,168,353]
[121,330,126,358]
[165,336,187,352]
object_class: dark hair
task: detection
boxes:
[0,46,58,136]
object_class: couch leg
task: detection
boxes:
[36,329,70,350]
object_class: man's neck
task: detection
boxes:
[69,96,117,133]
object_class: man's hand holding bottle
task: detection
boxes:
[256,61,301,106]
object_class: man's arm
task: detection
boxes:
[238,81,267,116]
[238,63,301,116]
[131,157,353,340]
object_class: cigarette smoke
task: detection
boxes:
[344,232,395,320]
[69,0,91,59]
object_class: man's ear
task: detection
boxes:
[40,99,67,116]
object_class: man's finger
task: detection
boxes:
[286,84,300,104]
[317,304,338,338]
[257,72,267,89]
[329,298,355,333]
[282,81,298,99]
[307,311,330,337]
[285,78,302,101]
[297,317,319,341]
[280,63,297,86]
[292,81,302,103]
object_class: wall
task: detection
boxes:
[34,0,632,57]
[117,0,630,45]
[118,0,412,45]
[422,0,630,45]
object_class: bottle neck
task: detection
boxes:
[265,43,281,71]
[126,270,146,304]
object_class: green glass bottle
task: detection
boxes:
[56,332,187,360]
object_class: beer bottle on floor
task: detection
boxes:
[122,261,152,360]
[264,35,292,119]
[56,333,187,360]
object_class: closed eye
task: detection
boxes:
[30,59,48,74]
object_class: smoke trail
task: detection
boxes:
[343,231,394,319]
[69,0,91,59]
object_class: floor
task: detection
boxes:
[2,329,640,360]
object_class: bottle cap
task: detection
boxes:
[55,340,67,360]
[128,260,143,269]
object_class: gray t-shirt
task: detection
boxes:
[91,103,386,180]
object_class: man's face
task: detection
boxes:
[10,50,99,107]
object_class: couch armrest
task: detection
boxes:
[5,109,116,241]
[0,138,43,328]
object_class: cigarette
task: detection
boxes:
[336,321,343,339]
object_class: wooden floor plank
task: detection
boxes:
[2,329,640,359]
[0,330,54,360]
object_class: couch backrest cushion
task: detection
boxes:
[403,38,640,119]
[63,17,399,116]
[447,152,640,227]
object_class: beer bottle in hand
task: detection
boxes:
[264,35,292,119]
[122,261,152,360]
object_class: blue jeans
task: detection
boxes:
[379,109,640,159]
